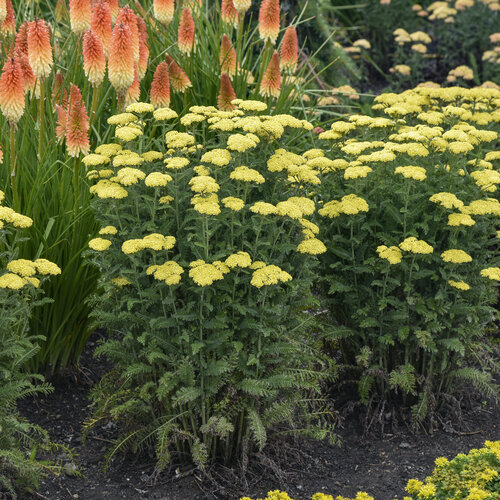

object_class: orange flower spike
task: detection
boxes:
[280,26,298,72]
[27,19,53,79]
[0,57,25,125]
[153,0,175,26]
[125,65,140,107]
[259,0,280,44]
[103,0,119,21]
[116,6,140,62]
[166,54,192,92]
[178,7,196,54]
[218,72,236,111]
[150,61,171,108]
[260,50,281,98]
[0,0,7,25]
[109,22,135,93]
[137,17,149,80]
[221,0,238,27]
[91,0,112,58]
[233,0,251,13]
[2,0,15,35]
[69,0,91,36]
[15,22,29,57]
[55,104,67,142]
[220,34,237,77]
[66,84,90,157]
[17,52,36,94]
[83,30,106,87]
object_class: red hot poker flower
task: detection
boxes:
[233,0,251,13]
[260,50,281,98]
[66,84,90,157]
[55,103,67,142]
[153,0,175,25]
[109,22,135,93]
[221,0,238,27]
[2,0,15,35]
[0,0,7,26]
[27,19,53,79]
[166,54,192,92]
[280,25,298,72]
[116,6,140,62]
[150,61,171,108]
[137,17,149,80]
[178,7,195,54]
[217,72,237,111]
[0,56,25,125]
[91,0,112,58]
[69,0,91,36]
[83,30,106,87]
[220,34,237,77]
[103,0,119,21]
[258,0,280,45]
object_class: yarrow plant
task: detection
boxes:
[313,85,500,424]
[84,99,336,469]
[0,190,66,498]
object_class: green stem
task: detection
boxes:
[89,84,101,131]
[38,78,45,162]
[9,124,18,210]
[73,156,80,215]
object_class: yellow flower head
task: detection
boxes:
[222,197,245,211]
[250,265,292,288]
[481,267,500,281]
[377,245,403,264]
[189,263,225,286]
[250,201,277,216]
[296,238,327,255]
[201,148,232,166]
[441,249,472,263]
[230,166,265,184]
[399,237,433,254]
[225,251,252,269]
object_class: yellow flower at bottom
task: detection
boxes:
[481,267,500,281]
[377,245,403,264]
[89,238,112,251]
[441,249,472,263]
[399,237,433,254]
[189,263,224,286]
[0,273,27,290]
[296,238,327,255]
[250,265,292,288]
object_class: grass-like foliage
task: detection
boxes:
[84,100,336,470]
[0,192,68,498]
[313,86,500,424]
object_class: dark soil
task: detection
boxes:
[17,332,500,500]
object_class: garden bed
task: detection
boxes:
[19,332,500,500]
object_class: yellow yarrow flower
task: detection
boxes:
[441,249,472,263]
[82,154,110,167]
[227,134,257,152]
[7,259,37,277]
[377,245,403,264]
[147,261,184,285]
[154,107,178,121]
[250,201,277,216]
[395,166,427,181]
[225,251,252,269]
[112,277,132,287]
[448,213,475,226]
[164,157,190,170]
[0,273,28,290]
[296,238,327,255]
[107,113,137,126]
[481,267,500,281]
[230,166,265,184]
[399,237,433,254]
[145,172,173,187]
[89,238,112,251]
[189,175,220,193]
[344,166,373,179]
[126,102,154,114]
[429,192,464,209]
[34,259,61,275]
[99,226,118,235]
[201,149,232,166]
[287,197,315,216]
[142,151,164,162]
[449,280,470,290]
[90,180,128,199]
[189,263,225,286]
[235,99,267,112]
[222,197,244,211]
[250,265,292,288]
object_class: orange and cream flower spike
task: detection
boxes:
[91,0,112,58]
[116,6,140,62]
[178,7,195,54]
[233,0,251,13]
[0,0,7,25]
[27,19,53,79]
[221,0,238,27]
[103,0,119,21]
[153,0,175,26]
[109,22,135,94]
[220,34,237,77]
[83,30,106,87]
[1,0,15,35]
[218,72,236,111]
[260,50,281,98]
[166,55,192,92]
[259,0,280,44]
[0,56,25,126]
[150,61,171,108]
[69,0,91,36]
[66,84,90,157]
[280,26,298,72]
